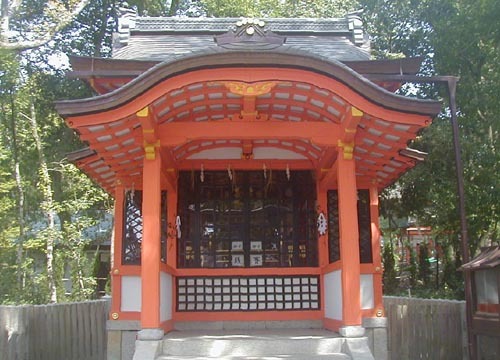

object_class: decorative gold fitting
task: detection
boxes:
[224,81,277,96]
[375,266,381,272]
[136,106,149,117]
[337,140,355,160]
[240,110,259,116]
[111,312,119,320]
[376,309,383,317]
[351,106,363,117]
[113,268,119,275]
[144,140,161,160]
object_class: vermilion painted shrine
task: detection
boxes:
[56,12,441,359]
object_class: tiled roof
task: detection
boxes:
[132,17,352,33]
[112,12,370,62]
[460,246,500,270]
[113,34,370,62]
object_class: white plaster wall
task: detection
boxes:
[121,276,141,312]
[160,272,173,322]
[360,274,374,310]
[324,270,343,320]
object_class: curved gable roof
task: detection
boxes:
[56,48,441,118]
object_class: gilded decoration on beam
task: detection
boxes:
[223,81,277,97]
[143,140,160,160]
[350,106,363,117]
[338,140,355,160]
[136,106,149,117]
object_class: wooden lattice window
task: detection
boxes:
[357,189,373,263]
[161,191,167,263]
[122,190,143,265]
[177,275,320,311]
[327,190,340,263]
[177,170,317,268]
[328,189,373,264]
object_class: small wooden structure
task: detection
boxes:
[56,11,442,359]
[461,246,500,359]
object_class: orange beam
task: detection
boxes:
[175,267,321,277]
[318,147,338,170]
[341,106,363,143]
[141,149,162,329]
[319,158,338,191]
[158,120,341,147]
[137,106,158,144]
[174,310,323,322]
[176,159,314,171]
[337,151,361,326]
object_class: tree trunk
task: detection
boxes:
[1,0,9,35]
[1,95,27,293]
[27,100,58,303]
[168,0,180,16]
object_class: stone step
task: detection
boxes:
[158,355,351,359]
[160,329,349,359]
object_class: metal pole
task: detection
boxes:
[446,78,476,360]
[364,74,476,359]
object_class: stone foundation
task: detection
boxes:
[363,317,388,360]
[107,319,388,360]
[107,320,140,360]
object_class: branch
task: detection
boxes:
[0,0,91,51]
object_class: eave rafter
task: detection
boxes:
[59,53,440,193]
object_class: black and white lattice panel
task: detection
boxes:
[176,276,320,312]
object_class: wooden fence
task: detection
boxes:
[0,300,109,360]
[1,297,468,360]
[384,296,468,360]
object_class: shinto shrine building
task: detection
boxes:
[56,11,441,360]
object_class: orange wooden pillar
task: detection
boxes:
[140,145,162,333]
[336,142,363,336]
[110,183,125,319]
[370,183,384,317]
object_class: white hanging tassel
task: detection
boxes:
[228,164,233,181]
[263,163,267,179]
[286,164,290,181]
[130,183,135,201]
[200,164,204,183]
[176,216,182,239]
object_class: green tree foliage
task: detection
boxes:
[178,0,359,18]
[0,62,111,304]
[382,240,399,294]
[417,243,431,287]
[1,0,91,50]
[365,0,499,298]
[0,1,111,303]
